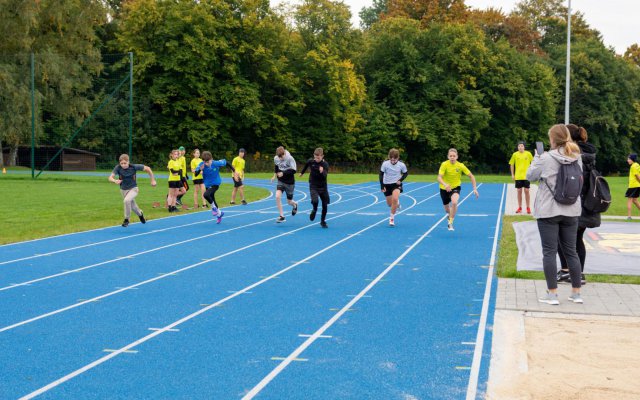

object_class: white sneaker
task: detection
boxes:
[567,293,583,303]
[389,217,395,227]
[538,292,559,305]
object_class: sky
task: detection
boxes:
[272,0,638,55]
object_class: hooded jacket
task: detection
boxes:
[526,147,583,219]
[274,150,297,185]
[577,141,601,228]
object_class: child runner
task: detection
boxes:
[437,148,479,231]
[230,148,247,205]
[379,148,408,227]
[195,151,235,223]
[176,146,188,206]
[270,146,298,223]
[190,148,206,208]
[109,154,157,227]
[167,149,184,212]
[300,147,330,228]
[509,141,533,214]
[626,153,640,220]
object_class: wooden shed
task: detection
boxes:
[2,146,101,171]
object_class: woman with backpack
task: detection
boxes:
[526,124,584,305]
[556,125,600,285]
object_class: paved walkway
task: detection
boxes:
[496,278,640,316]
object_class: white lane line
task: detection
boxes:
[17,185,436,399]
[1,185,399,333]
[0,185,377,292]
[466,183,506,400]
[298,334,332,338]
[241,187,481,399]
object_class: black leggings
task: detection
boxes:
[204,185,220,209]
[311,189,330,222]
[558,226,587,272]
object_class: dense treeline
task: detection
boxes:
[1,0,639,173]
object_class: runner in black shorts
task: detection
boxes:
[300,147,330,228]
[271,146,298,223]
[379,148,408,227]
[439,186,461,206]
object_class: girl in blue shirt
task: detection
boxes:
[195,151,235,223]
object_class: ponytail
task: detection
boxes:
[548,124,580,159]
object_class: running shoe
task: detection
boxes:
[176,199,182,206]
[241,200,247,205]
[230,201,235,204]
[526,207,531,214]
[139,213,146,224]
[292,203,298,216]
[202,204,208,208]
[567,293,583,303]
[276,216,285,223]
[216,211,224,224]
[581,274,587,285]
[557,270,571,283]
[538,292,559,305]
[447,218,454,231]
[515,207,522,214]
[310,209,317,221]
[389,217,395,227]
[122,218,130,227]
[320,221,328,228]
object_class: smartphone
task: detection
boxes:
[535,141,544,156]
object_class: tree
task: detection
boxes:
[384,0,467,27]
[359,0,387,30]
[624,44,640,67]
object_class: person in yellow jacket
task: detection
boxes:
[437,148,479,231]
[626,153,640,220]
[176,146,188,206]
[509,141,534,214]
[191,148,206,208]
[167,149,185,213]
[230,148,247,205]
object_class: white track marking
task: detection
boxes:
[2,184,409,333]
[18,185,435,399]
[465,184,505,400]
[241,186,481,399]
[0,185,374,291]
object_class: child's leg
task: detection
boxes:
[524,188,531,208]
[449,193,460,220]
[239,185,245,201]
[193,185,199,207]
[516,188,523,208]
[231,186,237,203]
[628,197,633,217]
[633,198,640,211]
[390,189,400,215]
[320,192,329,222]
[126,187,142,217]
[276,190,284,217]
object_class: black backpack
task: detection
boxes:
[545,159,583,205]
[583,168,612,213]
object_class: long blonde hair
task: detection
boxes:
[548,124,580,158]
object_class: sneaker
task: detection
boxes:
[627,217,632,221]
[241,200,247,205]
[122,218,130,227]
[276,216,286,223]
[230,201,235,204]
[291,203,298,216]
[139,213,146,224]
[216,211,224,224]
[320,221,328,228]
[203,204,209,208]
[515,207,522,214]
[567,293,583,303]
[556,270,571,283]
[310,209,317,221]
[581,274,587,285]
[176,199,182,206]
[211,208,217,217]
[389,217,395,227]
[538,292,559,305]
[447,219,454,231]
[526,207,531,214]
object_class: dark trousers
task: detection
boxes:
[537,216,582,290]
[204,185,220,209]
[558,226,587,272]
[311,188,330,222]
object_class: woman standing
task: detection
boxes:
[526,124,583,305]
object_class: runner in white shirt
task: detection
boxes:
[379,148,408,227]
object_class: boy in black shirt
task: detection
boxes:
[300,148,330,228]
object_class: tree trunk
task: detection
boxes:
[8,145,18,167]
[0,138,4,167]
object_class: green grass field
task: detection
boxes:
[1,170,637,283]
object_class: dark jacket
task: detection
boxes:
[578,141,601,228]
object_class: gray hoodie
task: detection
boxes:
[526,148,583,219]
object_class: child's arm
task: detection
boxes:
[379,170,385,191]
[468,173,479,198]
[510,164,515,180]
[437,174,449,190]
[320,161,328,176]
[143,165,157,187]
[398,170,408,184]
[108,172,121,185]
[299,160,310,176]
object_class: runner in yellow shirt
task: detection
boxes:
[625,153,640,220]
[437,148,479,231]
[509,141,534,214]
[167,149,185,213]
[190,148,206,209]
[176,146,188,206]
[230,148,247,205]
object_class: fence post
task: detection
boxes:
[129,52,133,156]
[31,52,35,179]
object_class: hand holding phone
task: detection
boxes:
[535,141,544,156]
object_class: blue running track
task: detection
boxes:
[0,179,506,399]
